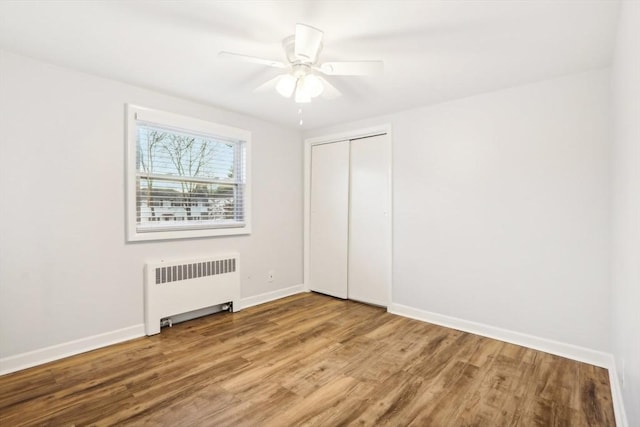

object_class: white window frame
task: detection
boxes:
[125,104,251,242]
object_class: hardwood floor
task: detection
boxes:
[0,292,615,426]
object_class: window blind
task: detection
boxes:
[135,122,246,232]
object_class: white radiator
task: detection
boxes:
[144,254,240,335]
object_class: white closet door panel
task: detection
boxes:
[309,141,349,298]
[348,134,391,306]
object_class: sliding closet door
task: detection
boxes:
[348,134,391,306]
[309,141,349,298]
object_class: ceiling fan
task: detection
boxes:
[218,24,383,103]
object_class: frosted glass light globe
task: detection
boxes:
[304,74,324,98]
[276,74,296,98]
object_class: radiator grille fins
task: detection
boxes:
[155,258,236,285]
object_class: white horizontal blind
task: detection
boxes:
[135,121,246,233]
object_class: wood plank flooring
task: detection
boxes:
[0,292,615,426]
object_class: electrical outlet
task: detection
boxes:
[268,270,275,282]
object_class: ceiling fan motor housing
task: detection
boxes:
[291,63,312,78]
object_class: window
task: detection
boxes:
[126,105,251,241]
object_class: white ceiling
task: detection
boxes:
[0,0,621,130]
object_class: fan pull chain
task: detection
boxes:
[298,108,304,126]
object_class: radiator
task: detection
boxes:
[144,254,240,335]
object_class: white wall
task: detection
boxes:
[0,51,303,363]
[306,68,612,352]
[611,1,640,425]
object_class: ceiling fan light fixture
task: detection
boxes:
[294,79,312,103]
[292,74,323,103]
[304,74,324,98]
[276,74,297,98]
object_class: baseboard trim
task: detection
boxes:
[608,358,629,427]
[388,303,628,426]
[0,324,145,376]
[388,303,611,367]
[0,285,308,376]
[239,284,307,310]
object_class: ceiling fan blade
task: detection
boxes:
[318,61,384,76]
[316,76,341,100]
[253,75,282,93]
[294,23,323,63]
[218,51,287,69]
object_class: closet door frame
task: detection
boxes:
[304,124,393,306]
